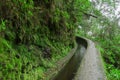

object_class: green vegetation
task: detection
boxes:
[0,0,91,80]
[1,0,120,80]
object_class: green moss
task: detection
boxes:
[0,0,86,79]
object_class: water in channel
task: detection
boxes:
[53,44,86,80]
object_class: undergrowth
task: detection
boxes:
[92,37,120,80]
[0,0,92,79]
[0,37,71,80]
[0,0,74,79]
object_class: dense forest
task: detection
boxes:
[0,0,120,80]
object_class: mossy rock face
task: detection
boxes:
[0,0,75,45]
[0,0,78,79]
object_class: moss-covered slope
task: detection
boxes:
[0,0,91,79]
